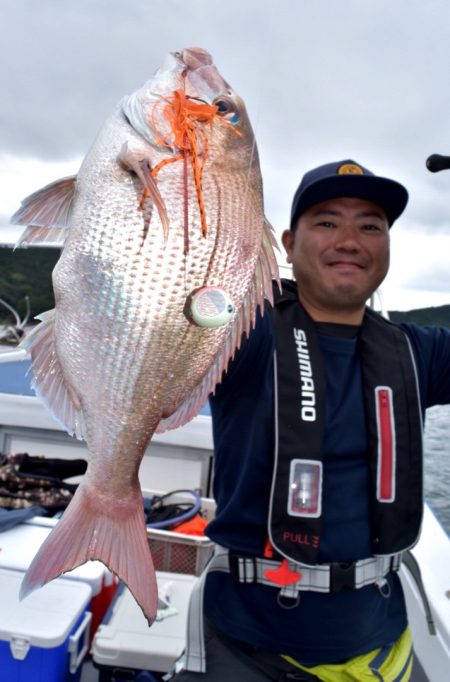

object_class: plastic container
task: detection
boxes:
[0,518,118,642]
[144,489,216,576]
[92,571,197,679]
[0,568,92,681]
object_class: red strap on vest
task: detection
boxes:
[376,387,396,502]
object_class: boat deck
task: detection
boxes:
[79,654,430,681]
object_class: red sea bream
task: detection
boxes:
[11,47,279,623]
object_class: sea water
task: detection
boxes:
[424,404,450,535]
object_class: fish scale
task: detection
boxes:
[11,47,279,623]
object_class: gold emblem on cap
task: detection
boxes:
[337,163,364,175]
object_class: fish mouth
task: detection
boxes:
[170,47,229,101]
[173,47,214,71]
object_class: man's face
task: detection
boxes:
[282,197,390,323]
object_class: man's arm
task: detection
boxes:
[402,323,450,407]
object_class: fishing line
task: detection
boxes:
[239,3,277,219]
[180,66,192,300]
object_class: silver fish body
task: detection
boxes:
[11,47,279,622]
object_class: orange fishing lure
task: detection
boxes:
[146,88,241,251]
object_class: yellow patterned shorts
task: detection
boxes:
[281,627,413,681]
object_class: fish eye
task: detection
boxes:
[215,99,232,114]
[213,97,240,124]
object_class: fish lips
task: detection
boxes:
[175,47,231,101]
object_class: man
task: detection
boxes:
[171,160,450,681]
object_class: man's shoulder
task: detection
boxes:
[396,320,450,405]
[272,278,297,306]
[397,319,450,347]
[365,309,450,346]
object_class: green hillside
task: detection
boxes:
[0,247,59,323]
[389,305,450,328]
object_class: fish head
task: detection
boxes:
[123,47,255,159]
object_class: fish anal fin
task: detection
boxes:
[157,382,209,433]
[20,483,158,625]
[20,310,85,439]
[12,175,77,247]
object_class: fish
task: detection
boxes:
[11,47,279,624]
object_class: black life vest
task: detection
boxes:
[268,280,423,565]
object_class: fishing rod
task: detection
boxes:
[426,154,450,172]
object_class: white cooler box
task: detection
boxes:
[92,571,196,678]
[0,518,118,642]
[0,568,92,681]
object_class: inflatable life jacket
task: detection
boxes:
[268,280,424,565]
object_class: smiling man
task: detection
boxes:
[171,161,450,682]
[283,197,389,324]
[282,161,403,325]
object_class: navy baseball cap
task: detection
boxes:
[290,160,408,229]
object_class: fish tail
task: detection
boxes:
[20,482,157,624]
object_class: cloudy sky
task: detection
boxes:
[1,0,450,310]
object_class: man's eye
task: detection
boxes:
[317,221,335,228]
[362,224,381,232]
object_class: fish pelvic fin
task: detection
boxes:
[12,175,77,247]
[118,142,170,242]
[156,217,280,433]
[20,309,86,440]
[20,482,158,625]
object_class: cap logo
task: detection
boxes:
[337,163,364,175]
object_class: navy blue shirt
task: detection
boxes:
[204,303,450,665]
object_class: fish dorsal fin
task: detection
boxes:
[11,175,77,247]
[20,310,86,440]
[156,218,280,433]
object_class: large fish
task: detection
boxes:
[11,47,279,623]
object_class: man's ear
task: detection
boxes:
[281,229,294,264]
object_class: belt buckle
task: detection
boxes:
[330,562,356,592]
[228,552,257,583]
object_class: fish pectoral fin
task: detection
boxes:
[12,175,77,247]
[20,309,85,439]
[20,482,158,625]
[118,142,170,241]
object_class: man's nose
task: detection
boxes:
[334,225,361,251]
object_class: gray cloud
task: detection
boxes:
[0,0,281,158]
[403,271,450,294]
[3,0,450,240]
